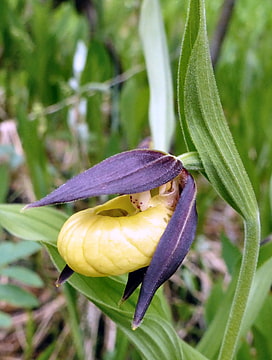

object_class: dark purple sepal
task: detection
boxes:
[136,137,152,149]
[55,264,74,287]
[120,267,148,304]
[132,173,197,328]
[25,150,183,208]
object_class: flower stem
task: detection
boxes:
[218,214,260,360]
[177,152,203,171]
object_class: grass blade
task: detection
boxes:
[139,0,175,152]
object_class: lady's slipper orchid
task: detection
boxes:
[26,149,197,328]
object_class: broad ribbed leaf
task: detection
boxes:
[133,173,197,327]
[0,204,67,245]
[26,150,183,208]
[0,284,39,308]
[0,240,41,267]
[0,266,44,288]
[139,0,175,152]
[46,243,207,360]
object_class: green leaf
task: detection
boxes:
[204,282,224,325]
[197,264,239,359]
[45,243,208,360]
[178,1,260,359]
[221,236,241,275]
[120,77,149,148]
[252,295,272,358]
[239,256,272,338]
[0,204,68,245]
[236,340,253,360]
[139,0,175,152]
[252,326,271,360]
[198,256,272,359]
[0,266,44,288]
[0,310,12,328]
[17,110,49,199]
[258,239,272,267]
[178,0,258,219]
[36,343,56,360]
[0,241,41,267]
[0,284,39,308]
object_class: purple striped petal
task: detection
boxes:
[132,172,197,328]
[26,150,183,208]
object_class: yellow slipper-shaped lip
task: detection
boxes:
[57,193,174,277]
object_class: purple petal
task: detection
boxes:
[26,150,183,208]
[120,267,148,303]
[55,264,74,287]
[132,173,197,328]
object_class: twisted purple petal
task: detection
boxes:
[132,173,197,328]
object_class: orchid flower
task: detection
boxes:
[26,149,197,328]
